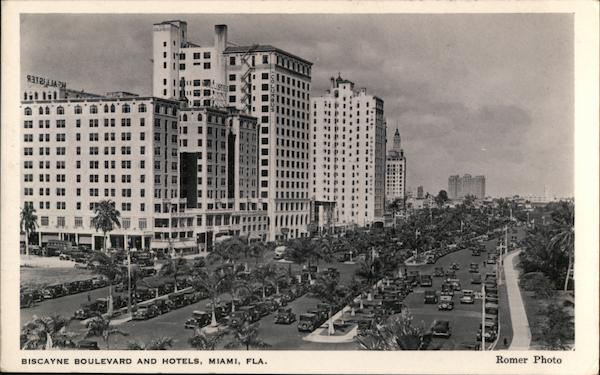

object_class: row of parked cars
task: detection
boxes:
[20,276,110,308]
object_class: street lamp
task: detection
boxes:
[126,238,132,319]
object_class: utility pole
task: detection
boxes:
[481,283,486,351]
[127,248,132,318]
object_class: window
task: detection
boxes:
[122,104,130,113]
[229,56,236,65]
[261,72,269,79]
[74,105,82,114]
[229,74,236,81]
[56,106,64,115]
[24,107,32,116]
[262,55,269,64]
[204,62,211,69]
[90,105,98,114]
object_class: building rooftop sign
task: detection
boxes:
[26,74,66,89]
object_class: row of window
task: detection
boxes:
[24,103,148,116]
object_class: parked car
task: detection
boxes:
[450,262,460,270]
[74,305,96,320]
[430,320,452,338]
[154,299,171,315]
[132,305,159,320]
[424,290,438,304]
[469,263,479,273]
[420,274,433,287]
[274,307,296,324]
[297,313,320,332]
[433,267,444,277]
[20,292,35,308]
[239,305,260,323]
[228,311,250,328]
[460,291,475,304]
[441,283,454,296]
[76,340,100,350]
[438,296,454,311]
[184,310,212,329]
[471,274,482,284]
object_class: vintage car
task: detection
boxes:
[42,284,66,299]
[477,327,498,342]
[471,274,482,284]
[168,292,187,309]
[469,263,480,273]
[438,296,454,311]
[441,283,455,296]
[460,290,475,304]
[433,267,445,277]
[450,262,460,270]
[239,305,260,323]
[430,320,452,338]
[297,313,320,332]
[471,249,481,256]
[444,269,456,279]
[424,290,438,304]
[254,302,271,317]
[228,311,250,328]
[419,274,433,287]
[76,340,100,350]
[20,292,36,308]
[153,299,171,315]
[132,305,159,320]
[485,302,499,316]
[274,307,296,324]
[184,310,212,329]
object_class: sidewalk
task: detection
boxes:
[504,250,531,350]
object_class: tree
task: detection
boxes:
[189,330,226,350]
[548,201,574,291]
[287,238,313,267]
[21,314,77,349]
[224,322,271,350]
[435,190,449,208]
[207,238,245,266]
[356,310,431,350]
[519,272,555,299]
[84,315,128,349]
[224,274,251,313]
[310,274,349,335]
[192,269,229,326]
[20,205,38,256]
[91,200,121,252]
[539,304,574,350]
[88,252,122,316]
[355,256,383,286]
[252,264,278,300]
[159,257,190,292]
[128,337,173,350]
[249,241,268,265]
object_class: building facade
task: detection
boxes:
[310,75,386,230]
[448,174,486,199]
[152,20,313,241]
[20,80,197,253]
[385,128,406,203]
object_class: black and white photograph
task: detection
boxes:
[1,1,598,374]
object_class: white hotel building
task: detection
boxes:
[152,20,313,241]
[20,79,197,252]
[385,128,407,203]
[310,76,387,231]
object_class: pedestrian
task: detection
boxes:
[503,337,508,347]
[482,261,486,268]
[87,293,91,302]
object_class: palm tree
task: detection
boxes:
[128,337,173,350]
[159,257,190,292]
[192,269,229,326]
[83,315,128,349]
[91,200,121,252]
[225,274,251,313]
[548,201,575,291]
[20,205,38,256]
[88,252,122,316]
[189,329,226,350]
[356,310,431,350]
[252,264,278,300]
[355,256,383,286]
[311,274,349,335]
[249,241,268,265]
[21,314,76,349]
[207,238,244,266]
[224,322,270,350]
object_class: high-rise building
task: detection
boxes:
[448,174,486,199]
[20,78,196,253]
[153,21,313,241]
[178,107,268,248]
[448,175,459,199]
[385,128,406,203]
[417,185,424,199]
[311,75,386,229]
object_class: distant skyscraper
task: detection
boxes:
[311,75,386,229]
[448,174,486,199]
[385,128,406,203]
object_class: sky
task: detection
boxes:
[20,14,574,198]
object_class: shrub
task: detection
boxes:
[520,272,555,299]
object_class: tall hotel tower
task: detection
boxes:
[310,75,386,231]
[152,21,313,241]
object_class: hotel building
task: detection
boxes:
[20,78,197,252]
[152,20,313,241]
[385,128,406,203]
[448,174,486,199]
[310,75,386,231]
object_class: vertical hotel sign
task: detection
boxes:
[270,56,275,112]
[26,74,67,88]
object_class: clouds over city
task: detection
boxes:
[21,13,573,196]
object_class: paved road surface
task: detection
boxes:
[504,250,531,350]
